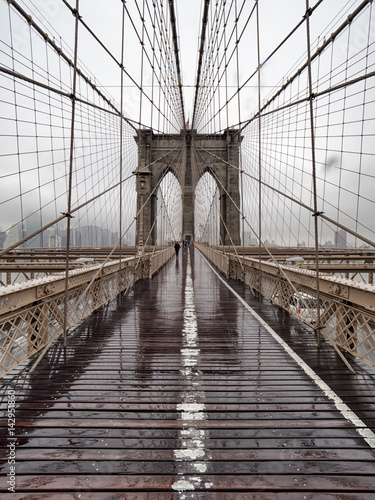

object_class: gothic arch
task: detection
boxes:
[134,128,241,245]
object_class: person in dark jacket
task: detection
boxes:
[174,242,181,257]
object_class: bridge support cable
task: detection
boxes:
[194,0,229,133]
[189,0,375,262]
[3,0,140,130]
[256,0,262,298]
[168,0,186,128]
[192,144,368,372]
[1,0,140,265]
[196,144,375,251]
[305,0,323,344]
[118,0,126,303]
[29,145,185,372]
[192,0,210,130]
[67,0,182,133]
[0,137,180,267]
[193,143,326,311]
[193,0,258,134]
[4,0,185,134]
[195,183,222,247]
[196,0,368,137]
[237,0,373,136]
[0,0,190,259]
[234,0,246,263]
[193,142,303,279]
[193,144,277,260]
[0,174,133,259]
[237,0,375,253]
[63,0,80,346]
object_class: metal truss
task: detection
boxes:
[196,243,375,371]
[0,247,173,378]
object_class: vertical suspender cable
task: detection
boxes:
[305,0,322,345]
[150,2,156,130]
[234,0,244,259]
[224,3,229,131]
[63,0,80,346]
[118,0,126,303]
[256,0,262,299]
[139,0,145,128]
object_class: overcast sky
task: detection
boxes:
[1,0,374,247]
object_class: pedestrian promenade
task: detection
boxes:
[1,247,375,498]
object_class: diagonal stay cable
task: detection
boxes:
[195,144,375,249]
[192,0,211,129]
[168,0,186,127]
[30,142,185,371]
[0,145,181,257]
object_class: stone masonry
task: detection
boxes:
[134,128,241,246]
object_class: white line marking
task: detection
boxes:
[200,252,375,449]
[172,251,213,494]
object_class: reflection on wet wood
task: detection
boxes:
[1,247,375,497]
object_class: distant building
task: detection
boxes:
[243,231,252,245]
[322,240,335,248]
[0,229,6,249]
[80,225,98,247]
[3,224,24,249]
[70,228,81,247]
[25,214,43,247]
[335,229,347,248]
[48,234,62,247]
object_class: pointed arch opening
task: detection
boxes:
[156,172,182,245]
[194,172,220,245]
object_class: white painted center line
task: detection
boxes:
[172,251,213,496]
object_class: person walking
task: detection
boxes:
[174,241,181,258]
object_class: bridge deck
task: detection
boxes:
[1,247,375,498]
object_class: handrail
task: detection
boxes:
[0,248,173,377]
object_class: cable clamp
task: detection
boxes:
[72,9,81,19]
[312,211,324,217]
[61,212,74,219]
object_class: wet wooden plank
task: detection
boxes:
[0,418,356,429]
[7,494,375,500]
[9,474,375,491]
[8,447,375,462]
[4,459,375,475]
[1,248,375,496]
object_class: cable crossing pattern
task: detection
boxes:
[0,1,375,370]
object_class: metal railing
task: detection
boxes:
[196,243,375,371]
[0,247,173,377]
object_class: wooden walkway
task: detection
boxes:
[1,247,375,498]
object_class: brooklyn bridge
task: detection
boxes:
[1,0,375,497]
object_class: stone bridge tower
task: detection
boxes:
[134,128,241,246]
